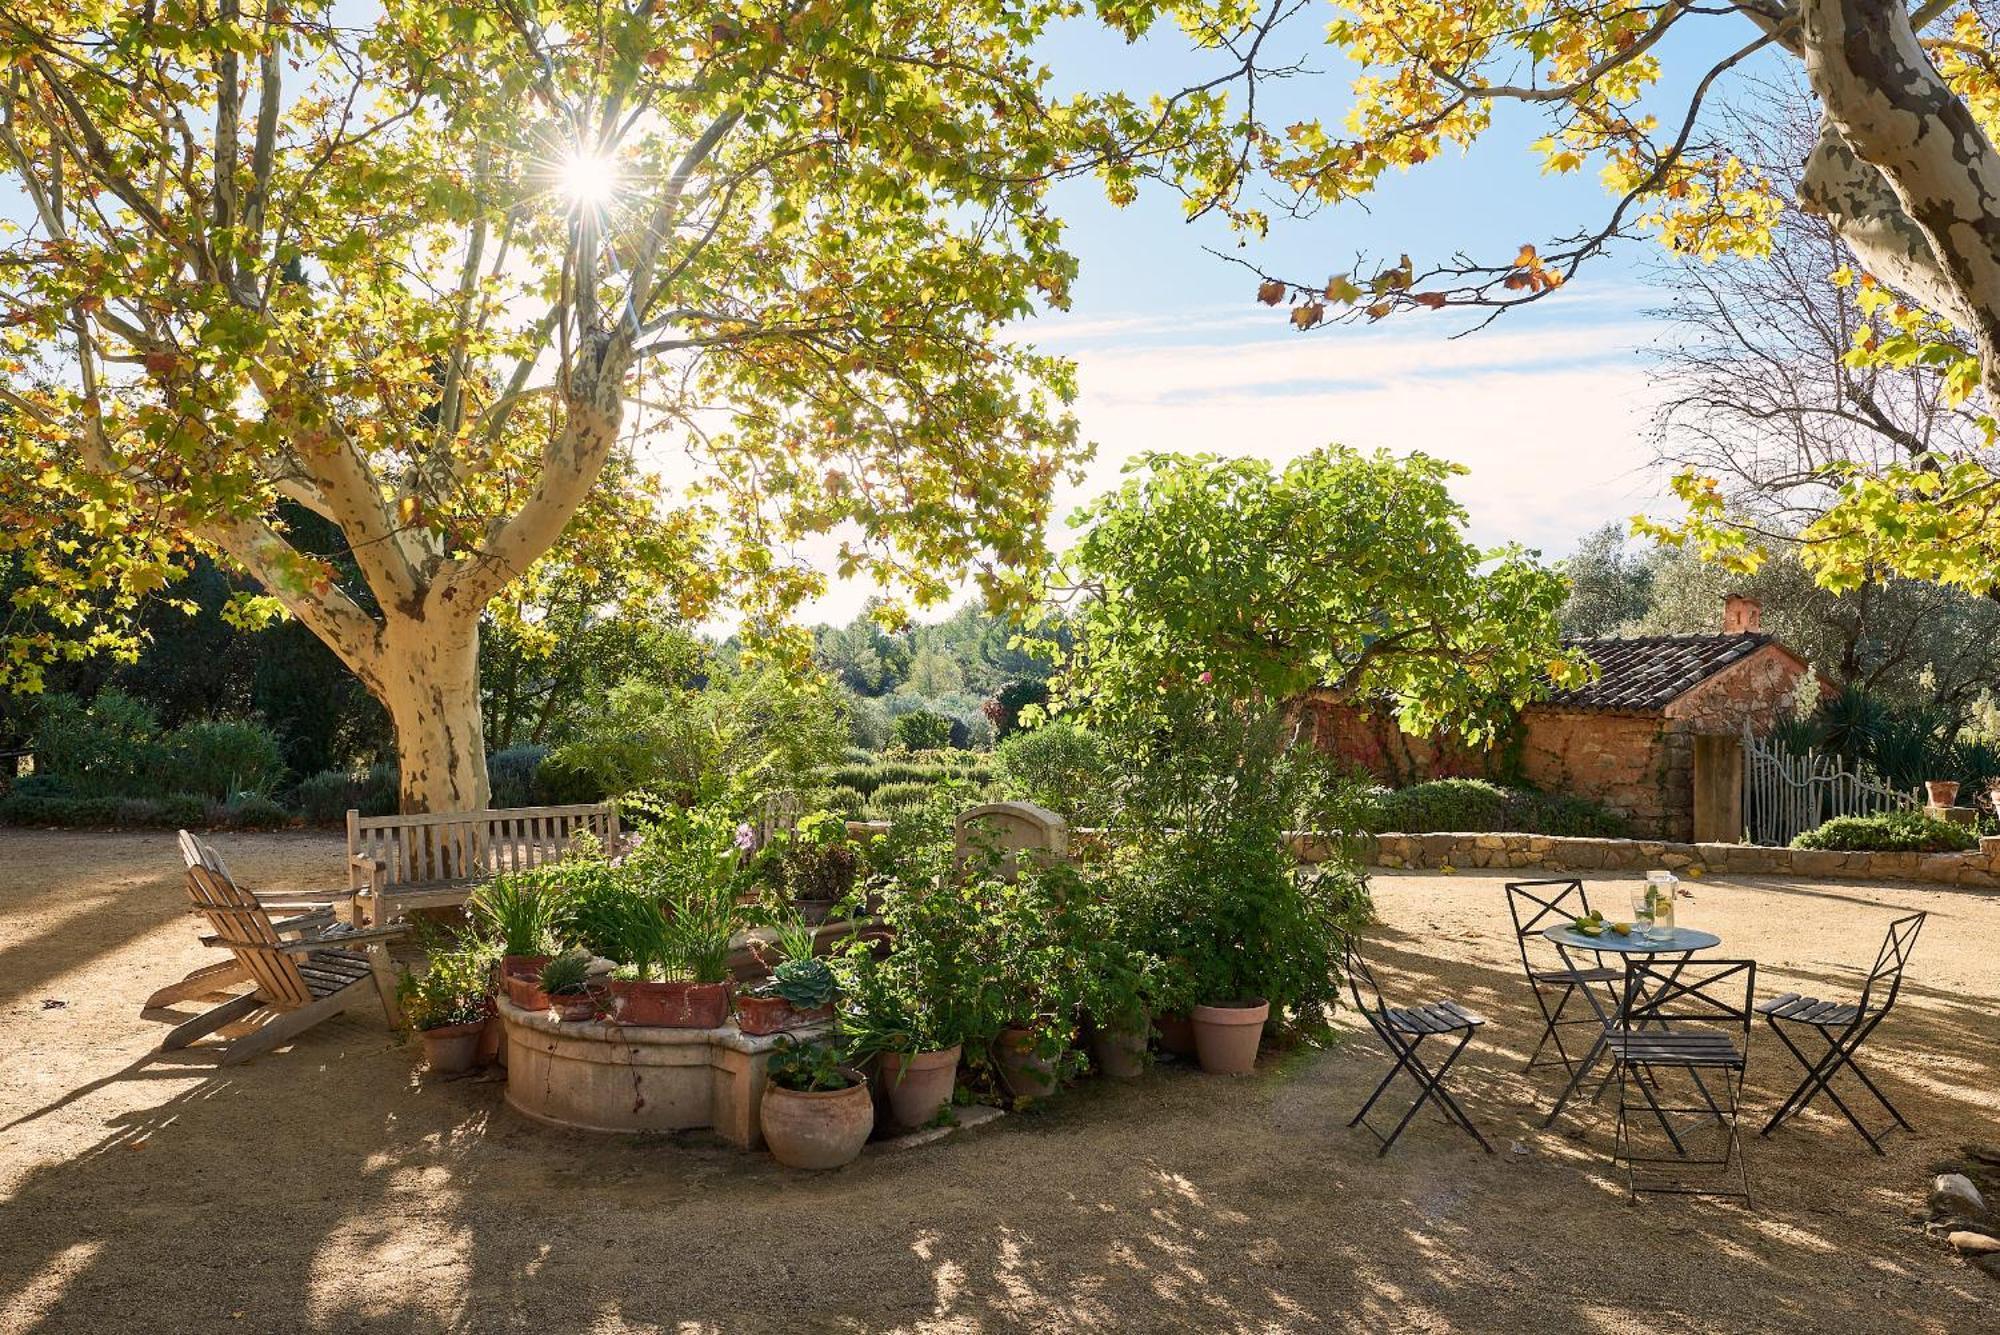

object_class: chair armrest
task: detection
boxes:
[278,923,411,953]
[270,908,338,936]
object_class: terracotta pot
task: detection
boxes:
[735,993,835,1036]
[547,990,599,1023]
[419,1021,484,1074]
[504,971,551,1012]
[501,953,551,983]
[1927,780,1961,807]
[474,1011,504,1066]
[995,1027,1060,1103]
[1191,999,1270,1075]
[1154,1011,1196,1057]
[609,979,731,1028]
[1089,1013,1150,1080]
[759,1071,875,1170]
[876,1044,961,1129]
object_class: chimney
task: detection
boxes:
[1723,593,1762,634]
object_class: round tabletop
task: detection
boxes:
[1541,923,1722,954]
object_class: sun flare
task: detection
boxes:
[558,150,619,207]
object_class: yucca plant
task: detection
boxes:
[538,950,593,997]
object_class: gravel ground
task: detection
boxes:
[1,830,1996,1333]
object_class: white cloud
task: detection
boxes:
[790,309,1669,626]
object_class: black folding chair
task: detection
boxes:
[1607,957,1756,1201]
[1757,911,1926,1154]
[1342,935,1494,1156]
[1505,879,1622,1077]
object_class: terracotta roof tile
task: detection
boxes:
[1543,633,1774,713]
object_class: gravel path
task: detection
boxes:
[2,831,1996,1333]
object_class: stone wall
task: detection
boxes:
[1665,645,1811,732]
[1358,830,2000,889]
[1515,710,1680,840]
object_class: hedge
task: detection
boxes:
[1792,810,1979,853]
[1360,779,1630,839]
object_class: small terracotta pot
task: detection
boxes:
[610,979,731,1028]
[501,953,551,983]
[474,1011,504,1066]
[1191,999,1270,1075]
[1089,1013,1150,1080]
[735,993,835,1036]
[546,990,599,1023]
[1154,1012,1196,1057]
[419,1021,484,1074]
[876,1044,961,1129]
[760,1071,874,1170]
[1927,780,1961,807]
[503,971,551,1012]
[995,1026,1060,1103]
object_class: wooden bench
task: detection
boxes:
[345,802,625,927]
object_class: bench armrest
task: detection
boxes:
[277,923,411,953]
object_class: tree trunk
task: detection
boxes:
[377,616,490,814]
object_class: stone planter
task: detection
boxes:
[876,1044,961,1129]
[994,1026,1060,1103]
[1191,999,1269,1075]
[1154,1012,1196,1056]
[418,1021,484,1074]
[611,979,731,1028]
[1088,1013,1150,1079]
[734,993,835,1037]
[1928,780,1962,808]
[759,1072,874,1170]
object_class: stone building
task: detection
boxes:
[1304,595,1821,841]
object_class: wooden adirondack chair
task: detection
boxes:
[157,860,409,1065]
[144,832,352,1010]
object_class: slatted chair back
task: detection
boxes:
[1858,911,1927,1020]
[1505,878,1590,972]
[1620,957,1756,1045]
[183,864,312,1008]
[1342,934,1391,1020]
[179,829,236,881]
[346,803,622,890]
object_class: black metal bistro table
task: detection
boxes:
[1538,922,1723,1128]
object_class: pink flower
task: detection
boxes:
[1197,671,1214,686]
[734,822,758,852]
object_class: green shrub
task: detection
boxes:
[169,719,286,799]
[398,937,498,1031]
[823,784,868,818]
[0,793,126,827]
[840,746,876,766]
[1362,779,1629,838]
[1792,810,1978,853]
[220,793,291,830]
[825,764,883,796]
[891,710,953,751]
[354,761,398,816]
[30,692,169,797]
[293,770,356,825]
[488,745,549,807]
[994,721,1108,822]
[869,781,937,814]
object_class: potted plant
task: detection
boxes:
[539,950,598,1022]
[987,858,1093,1103]
[772,811,860,923]
[738,912,838,1035]
[470,871,559,1009]
[602,809,745,1027]
[400,938,499,1074]
[758,1038,873,1170]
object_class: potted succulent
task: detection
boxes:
[538,950,599,1022]
[470,872,560,1010]
[758,1038,874,1170]
[399,938,498,1074]
[738,913,838,1035]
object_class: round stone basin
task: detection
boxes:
[497,996,828,1147]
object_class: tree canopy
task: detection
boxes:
[0,0,1187,806]
[1052,448,1583,741]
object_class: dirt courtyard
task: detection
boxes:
[1,830,1996,1333]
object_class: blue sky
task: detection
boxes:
[816,7,1799,626]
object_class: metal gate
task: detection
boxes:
[1742,725,1919,846]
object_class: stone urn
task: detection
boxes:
[1191,999,1270,1075]
[1927,780,1962,808]
[759,1070,874,1170]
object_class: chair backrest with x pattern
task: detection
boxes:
[1857,911,1927,1020]
[1620,957,1756,1045]
[1505,879,1589,972]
